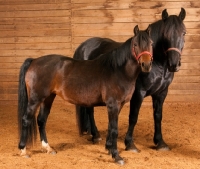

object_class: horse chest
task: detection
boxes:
[143,69,174,96]
[158,76,173,89]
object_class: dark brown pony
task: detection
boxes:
[18,25,153,165]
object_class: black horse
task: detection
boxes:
[18,25,153,165]
[74,8,186,152]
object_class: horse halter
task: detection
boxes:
[165,47,182,56]
[132,46,153,61]
[131,36,153,61]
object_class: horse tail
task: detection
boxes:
[75,105,91,135]
[18,58,37,146]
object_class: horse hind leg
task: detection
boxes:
[86,107,101,143]
[37,94,56,154]
[75,106,101,143]
[18,101,40,157]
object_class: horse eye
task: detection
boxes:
[183,32,186,36]
[134,43,137,47]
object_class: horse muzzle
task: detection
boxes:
[138,53,153,73]
[165,48,182,72]
[167,60,181,72]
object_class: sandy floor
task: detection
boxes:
[0,101,200,169]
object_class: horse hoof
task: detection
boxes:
[125,144,140,153]
[50,151,57,155]
[114,155,124,165]
[108,149,111,155]
[93,137,102,144]
[156,141,170,151]
[157,146,170,151]
[21,154,30,158]
[127,148,141,153]
[116,159,125,166]
[87,136,102,144]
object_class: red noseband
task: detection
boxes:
[165,48,182,55]
[132,47,153,61]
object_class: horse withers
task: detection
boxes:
[18,25,153,165]
[74,8,186,152]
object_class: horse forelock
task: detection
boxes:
[163,15,186,39]
[136,31,152,51]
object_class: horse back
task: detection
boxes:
[73,37,122,60]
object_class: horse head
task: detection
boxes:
[161,8,186,72]
[131,25,153,72]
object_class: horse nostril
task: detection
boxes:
[142,62,145,67]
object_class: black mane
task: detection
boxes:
[98,38,132,69]
[97,30,151,69]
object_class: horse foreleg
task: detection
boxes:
[124,90,144,152]
[105,99,124,165]
[37,94,56,154]
[152,91,170,151]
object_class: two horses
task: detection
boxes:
[74,8,186,152]
[18,25,153,165]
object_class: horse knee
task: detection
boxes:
[111,128,118,139]
[106,97,119,111]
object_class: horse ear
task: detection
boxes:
[179,8,186,21]
[133,25,139,35]
[146,24,151,35]
[162,9,168,21]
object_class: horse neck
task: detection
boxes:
[124,58,140,80]
[114,38,132,54]
[117,38,140,79]
[107,38,134,67]
[99,38,140,80]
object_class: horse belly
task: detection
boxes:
[102,81,136,106]
[57,82,103,107]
